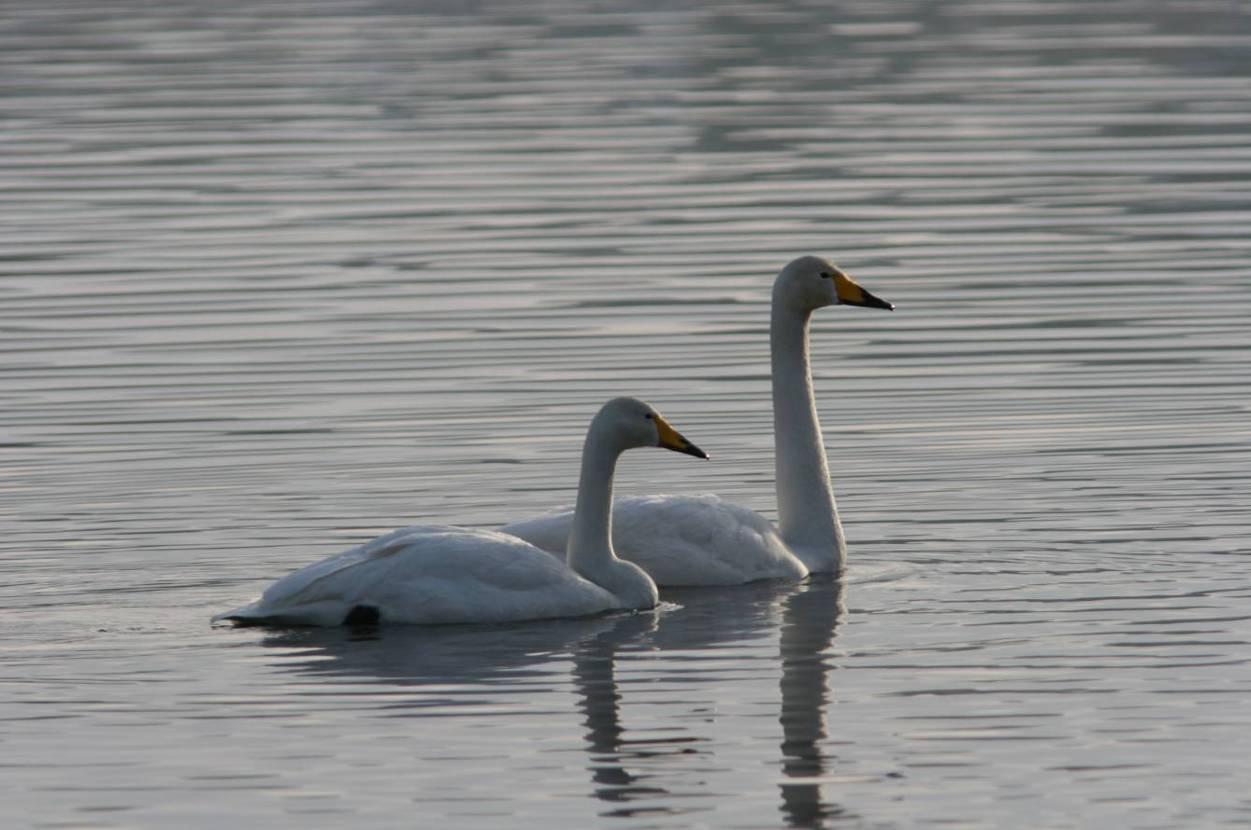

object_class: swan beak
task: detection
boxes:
[834,271,895,311]
[654,416,709,459]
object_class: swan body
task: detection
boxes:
[504,494,805,586]
[503,256,893,586]
[213,526,630,626]
[214,397,706,627]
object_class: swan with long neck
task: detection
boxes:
[213,397,706,626]
[503,256,892,585]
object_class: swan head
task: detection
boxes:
[775,255,894,314]
[594,397,708,459]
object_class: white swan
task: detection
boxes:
[503,256,893,586]
[212,397,707,626]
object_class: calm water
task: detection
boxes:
[2,1,1250,827]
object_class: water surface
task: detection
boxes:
[2,1,1250,827]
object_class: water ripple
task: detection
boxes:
[3,0,1251,828]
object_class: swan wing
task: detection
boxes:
[498,509,575,560]
[503,495,807,587]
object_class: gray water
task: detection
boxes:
[2,1,1250,827]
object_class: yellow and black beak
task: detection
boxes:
[654,415,709,460]
[834,271,894,311]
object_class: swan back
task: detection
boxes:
[215,526,627,626]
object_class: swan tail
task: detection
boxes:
[210,599,353,627]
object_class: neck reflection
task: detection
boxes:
[778,575,848,828]
[571,612,677,813]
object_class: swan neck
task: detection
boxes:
[770,300,845,569]
[567,426,622,575]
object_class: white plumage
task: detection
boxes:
[214,526,628,626]
[503,256,893,586]
[213,397,706,627]
[504,494,804,586]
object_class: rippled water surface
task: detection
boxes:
[3,1,1251,827]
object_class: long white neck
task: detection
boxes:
[771,297,846,571]
[566,425,656,608]
[567,424,621,572]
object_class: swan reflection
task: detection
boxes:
[250,575,847,826]
[777,574,849,827]
[571,612,676,811]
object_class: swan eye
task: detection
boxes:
[644,413,654,420]
[820,271,832,279]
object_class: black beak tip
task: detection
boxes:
[685,442,709,460]
[865,291,895,311]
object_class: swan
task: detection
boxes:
[212,397,707,626]
[502,256,893,586]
